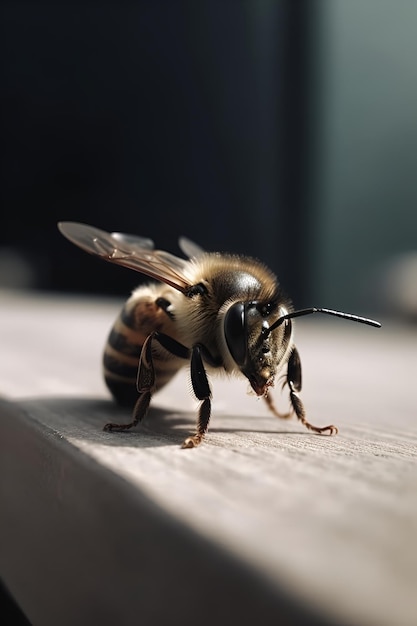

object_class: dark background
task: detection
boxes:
[1,1,314,302]
[1,1,416,315]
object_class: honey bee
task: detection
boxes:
[58,222,381,448]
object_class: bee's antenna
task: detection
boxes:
[265,307,381,336]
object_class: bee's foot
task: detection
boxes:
[103,422,133,432]
[181,434,204,449]
[309,423,338,436]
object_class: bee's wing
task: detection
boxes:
[178,236,205,259]
[110,231,155,250]
[58,221,191,292]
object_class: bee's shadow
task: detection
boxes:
[17,396,312,449]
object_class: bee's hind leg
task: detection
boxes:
[286,347,338,436]
[103,389,151,433]
[104,331,189,433]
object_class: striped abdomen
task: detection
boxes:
[103,286,185,407]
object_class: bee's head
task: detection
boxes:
[223,301,293,396]
[223,302,381,395]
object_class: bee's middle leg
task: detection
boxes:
[104,332,189,433]
[182,345,212,449]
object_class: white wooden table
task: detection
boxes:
[0,289,416,626]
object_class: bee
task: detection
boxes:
[58,222,381,448]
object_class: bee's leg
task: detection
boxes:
[182,345,212,449]
[263,391,292,419]
[287,347,338,435]
[104,332,189,433]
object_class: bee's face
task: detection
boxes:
[224,301,293,396]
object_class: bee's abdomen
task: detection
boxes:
[103,332,141,406]
[103,290,183,407]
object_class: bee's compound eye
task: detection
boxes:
[224,302,247,367]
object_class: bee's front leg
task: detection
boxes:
[104,331,189,433]
[287,347,338,436]
[182,344,213,449]
[263,391,292,419]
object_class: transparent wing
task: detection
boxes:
[111,232,155,250]
[57,221,192,292]
[178,236,205,259]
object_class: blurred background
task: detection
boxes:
[1,0,416,318]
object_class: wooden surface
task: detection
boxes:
[0,288,416,625]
